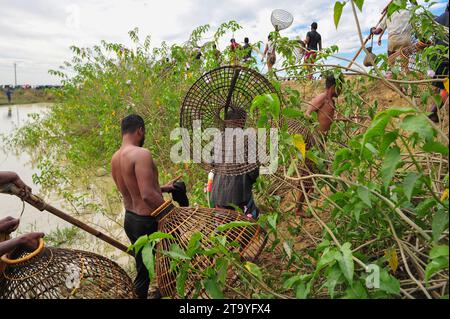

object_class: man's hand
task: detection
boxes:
[161,181,176,193]
[17,232,45,251]
[0,171,32,198]
[371,27,382,35]
[0,216,20,234]
[13,175,32,198]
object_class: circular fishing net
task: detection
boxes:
[0,240,135,299]
[180,65,278,176]
[271,9,294,31]
[151,202,267,298]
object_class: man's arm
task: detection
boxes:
[0,233,44,256]
[134,150,165,208]
[377,29,386,46]
[261,44,268,61]
[305,94,326,117]
[318,37,322,51]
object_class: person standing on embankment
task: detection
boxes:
[111,114,183,299]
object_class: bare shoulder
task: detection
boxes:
[134,147,153,163]
[111,150,120,164]
[310,92,327,105]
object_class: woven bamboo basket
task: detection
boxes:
[180,65,279,176]
[150,201,267,298]
[0,239,135,299]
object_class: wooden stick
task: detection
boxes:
[0,183,133,256]
[347,0,393,68]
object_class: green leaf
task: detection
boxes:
[430,245,449,259]
[380,147,401,187]
[141,242,155,281]
[203,278,224,299]
[432,209,449,242]
[216,220,254,232]
[316,247,338,272]
[337,243,354,284]
[379,269,400,295]
[244,262,263,280]
[295,281,312,299]
[282,107,303,118]
[425,256,449,282]
[400,114,434,141]
[283,275,303,289]
[354,0,364,11]
[132,235,149,254]
[186,232,202,257]
[334,2,346,29]
[267,213,278,231]
[363,114,390,143]
[423,140,449,156]
[176,266,188,297]
[344,281,368,299]
[147,231,174,241]
[403,172,419,201]
[380,107,415,118]
[165,244,191,260]
[357,186,372,207]
[325,265,343,299]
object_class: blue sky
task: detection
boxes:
[0,0,447,85]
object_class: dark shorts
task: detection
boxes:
[124,210,158,299]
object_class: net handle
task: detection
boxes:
[1,238,45,264]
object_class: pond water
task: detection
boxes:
[0,103,133,270]
[0,103,70,233]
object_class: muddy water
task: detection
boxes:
[0,104,133,270]
[0,103,69,233]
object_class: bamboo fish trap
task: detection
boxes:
[180,65,279,176]
[0,239,135,299]
[150,201,267,298]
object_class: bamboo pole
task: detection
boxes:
[0,183,133,256]
[347,0,393,68]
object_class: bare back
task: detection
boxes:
[306,92,335,133]
[111,145,164,216]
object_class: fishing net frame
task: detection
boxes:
[150,201,267,298]
[270,9,294,31]
[180,65,279,176]
[0,239,135,299]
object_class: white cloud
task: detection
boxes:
[0,0,446,85]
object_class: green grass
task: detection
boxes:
[0,89,55,106]
[44,226,80,247]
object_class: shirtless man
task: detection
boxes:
[295,75,338,218]
[305,75,338,133]
[111,114,174,299]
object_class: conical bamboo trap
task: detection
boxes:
[0,239,135,299]
[150,201,267,298]
[180,65,279,176]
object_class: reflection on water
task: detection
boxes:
[0,104,69,233]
